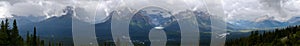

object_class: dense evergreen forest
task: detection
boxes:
[226,25,300,46]
[0,19,62,46]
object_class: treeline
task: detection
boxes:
[0,19,63,46]
[226,25,300,46]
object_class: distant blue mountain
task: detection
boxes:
[288,17,300,25]
[227,16,300,31]
[227,20,286,30]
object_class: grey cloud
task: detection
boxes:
[0,0,207,23]
[0,0,25,5]
[10,2,45,16]
[1,0,299,23]
[225,0,300,22]
[0,0,74,21]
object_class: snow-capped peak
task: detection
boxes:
[254,15,275,22]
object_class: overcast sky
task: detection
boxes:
[224,0,300,22]
[0,0,299,23]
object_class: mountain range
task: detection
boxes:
[4,6,300,45]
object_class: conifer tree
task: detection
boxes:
[48,41,52,46]
[0,20,8,45]
[33,26,37,46]
[4,19,11,45]
[226,25,300,46]
[0,19,47,46]
[26,31,31,46]
[40,40,45,46]
[11,19,24,45]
